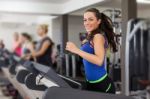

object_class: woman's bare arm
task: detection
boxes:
[66,34,105,66]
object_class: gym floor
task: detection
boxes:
[0,71,12,99]
[0,90,12,99]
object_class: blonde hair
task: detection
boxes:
[39,24,49,34]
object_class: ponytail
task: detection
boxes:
[85,8,117,52]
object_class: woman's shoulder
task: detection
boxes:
[43,36,50,40]
[42,36,51,43]
[93,33,105,41]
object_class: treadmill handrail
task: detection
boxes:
[58,74,82,89]
[43,87,134,99]
[127,21,145,41]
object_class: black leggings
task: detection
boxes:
[86,76,116,94]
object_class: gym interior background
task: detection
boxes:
[0,0,150,99]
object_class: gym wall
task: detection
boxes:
[51,15,86,48]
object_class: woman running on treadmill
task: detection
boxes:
[0,39,5,49]
[12,32,22,56]
[66,8,117,93]
[29,24,54,67]
[20,33,35,61]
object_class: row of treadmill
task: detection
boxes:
[0,18,150,99]
[0,48,133,99]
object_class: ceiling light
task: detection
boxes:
[137,0,150,4]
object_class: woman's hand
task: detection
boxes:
[66,42,79,54]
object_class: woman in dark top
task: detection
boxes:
[29,24,54,67]
[66,8,117,93]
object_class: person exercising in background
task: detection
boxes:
[20,33,35,61]
[0,39,5,49]
[12,32,22,56]
[29,24,54,67]
[66,8,117,93]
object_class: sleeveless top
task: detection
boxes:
[81,34,108,83]
[13,41,21,57]
[36,36,53,67]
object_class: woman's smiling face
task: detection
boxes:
[83,12,101,34]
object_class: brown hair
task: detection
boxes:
[85,8,117,52]
[21,33,32,41]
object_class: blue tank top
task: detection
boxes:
[81,36,108,82]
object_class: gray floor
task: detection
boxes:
[0,70,12,99]
[0,89,12,99]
